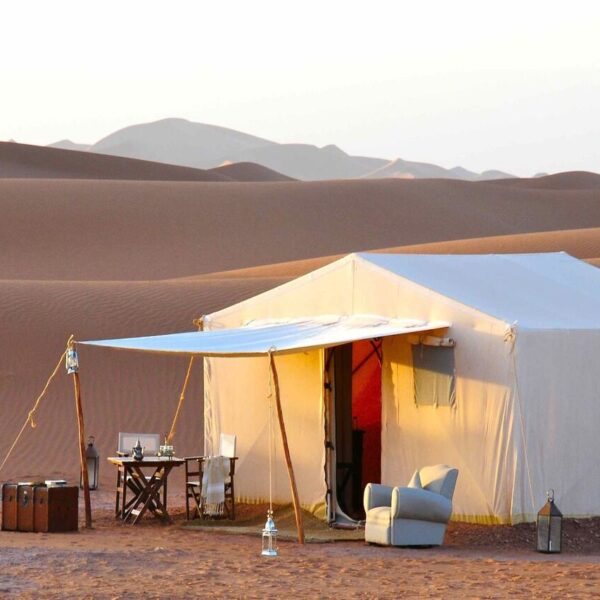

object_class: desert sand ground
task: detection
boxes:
[1,148,600,597]
[0,491,599,599]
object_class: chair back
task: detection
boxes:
[418,464,459,500]
[118,432,161,456]
[219,433,236,458]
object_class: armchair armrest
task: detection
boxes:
[364,483,394,512]
[391,487,452,523]
[183,455,206,461]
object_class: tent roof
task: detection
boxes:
[80,315,449,357]
[357,252,600,329]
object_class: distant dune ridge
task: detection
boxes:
[0,141,297,182]
[208,161,296,182]
[40,117,520,181]
[0,138,600,491]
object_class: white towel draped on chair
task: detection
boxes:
[201,456,230,516]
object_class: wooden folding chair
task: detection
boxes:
[185,433,238,520]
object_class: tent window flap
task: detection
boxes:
[412,345,456,407]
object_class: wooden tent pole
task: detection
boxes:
[72,368,92,528]
[269,353,305,545]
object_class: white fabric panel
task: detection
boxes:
[359,252,600,329]
[81,251,600,523]
[205,352,327,513]
[209,255,356,326]
[381,326,517,523]
[511,329,600,520]
[81,315,447,357]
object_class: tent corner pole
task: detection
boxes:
[269,353,305,545]
[72,369,92,529]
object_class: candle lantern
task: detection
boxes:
[537,489,562,553]
[80,436,100,490]
[65,347,79,374]
[261,509,278,556]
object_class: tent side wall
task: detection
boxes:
[203,258,356,513]
[204,254,524,522]
[204,351,327,515]
[511,329,600,521]
[381,330,517,523]
[353,256,519,523]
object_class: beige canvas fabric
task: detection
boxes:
[203,252,600,523]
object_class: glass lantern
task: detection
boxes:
[80,436,100,490]
[65,347,79,374]
[261,510,278,556]
[537,489,562,553]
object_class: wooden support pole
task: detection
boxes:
[269,353,305,545]
[72,370,92,529]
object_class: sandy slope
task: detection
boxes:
[2,176,600,280]
[0,279,273,487]
[0,141,231,181]
[1,171,600,491]
[208,161,296,182]
[187,227,600,285]
[485,171,600,190]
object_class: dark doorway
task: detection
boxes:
[333,339,382,520]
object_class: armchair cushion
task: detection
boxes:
[419,465,458,499]
[365,506,391,527]
[407,470,422,489]
[391,486,453,523]
[363,483,394,513]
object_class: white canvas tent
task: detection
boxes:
[83,252,600,525]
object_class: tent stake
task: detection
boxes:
[269,353,305,545]
[72,370,92,528]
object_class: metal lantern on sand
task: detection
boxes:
[537,489,562,553]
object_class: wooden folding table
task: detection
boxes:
[108,456,184,524]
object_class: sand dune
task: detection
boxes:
[0,278,274,486]
[183,227,600,284]
[0,141,231,181]
[47,139,92,152]
[2,171,600,490]
[362,158,514,181]
[208,162,295,182]
[2,177,600,281]
[485,171,600,190]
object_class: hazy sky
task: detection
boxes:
[2,1,599,175]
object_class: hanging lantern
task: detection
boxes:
[537,489,562,553]
[261,509,278,556]
[80,436,100,490]
[65,347,79,374]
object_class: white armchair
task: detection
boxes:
[364,464,459,546]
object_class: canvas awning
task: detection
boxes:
[79,314,450,357]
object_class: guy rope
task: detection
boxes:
[0,335,73,475]
[165,317,204,445]
[0,334,93,528]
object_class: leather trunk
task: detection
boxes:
[34,486,79,532]
[17,485,36,532]
[1,483,18,531]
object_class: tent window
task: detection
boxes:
[412,345,456,407]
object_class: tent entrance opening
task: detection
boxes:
[331,339,382,521]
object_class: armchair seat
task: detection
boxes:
[366,506,391,527]
[364,464,459,547]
